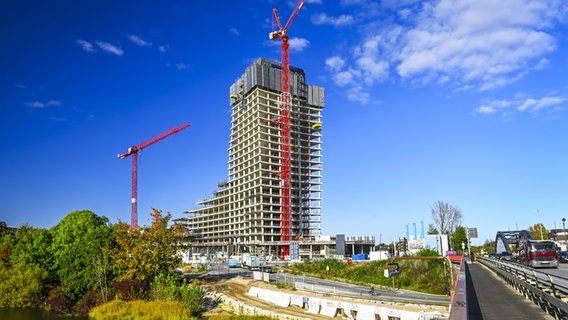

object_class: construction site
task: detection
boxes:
[121,1,376,261]
[178,57,375,260]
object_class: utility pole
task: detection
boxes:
[563,217,567,249]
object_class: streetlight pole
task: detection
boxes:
[535,209,544,240]
[562,218,567,250]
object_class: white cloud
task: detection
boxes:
[533,58,550,71]
[326,0,566,104]
[518,96,566,113]
[176,63,188,70]
[354,36,389,84]
[311,13,354,26]
[289,37,310,52]
[49,117,67,122]
[76,39,96,52]
[476,95,566,115]
[47,99,62,106]
[395,0,560,89]
[24,99,62,108]
[158,45,168,53]
[229,28,240,36]
[333,68,360,86]
[325,56,345,71]
[347,86,369,104]
[475,99,514,115]
[25,101,45,108]
[95,41,124,56]
[127,35,152,46]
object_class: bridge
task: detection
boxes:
[495,230,534,253]
[449,230,568,319]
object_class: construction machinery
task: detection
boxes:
[118,122,190,229]
[269,0,305,260]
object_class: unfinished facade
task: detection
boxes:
[184,58,324,258]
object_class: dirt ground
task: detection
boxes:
[201,277,339,319]
[200,277,447,320]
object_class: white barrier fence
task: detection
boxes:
[247,286,445,320]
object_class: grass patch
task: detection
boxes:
[285,258,450,295]
[208,316,277,320]
[89,299,198,320]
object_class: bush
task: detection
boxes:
[110,280,147,301]
[209,316,277,320]
[0,263,49,309]
[149,274,205,315]
[73,290,104,315]
[89,299,197,320]
[416,248,441,257]
[42,287,70,312]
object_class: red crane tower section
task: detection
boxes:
[269,0,305,260]
[118,122,190,229]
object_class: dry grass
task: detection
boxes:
[89,299,198,320]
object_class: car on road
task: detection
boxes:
[488,252,500,259]
[499,251,512,261]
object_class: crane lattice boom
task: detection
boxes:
[118,122,190,229]
[269,0,305,260]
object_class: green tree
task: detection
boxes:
[529,223,548,240]
[483,239,496,253]
[50,210,113,303]
[0,221,10,236]
[453,226,468,252]
[8,225,53,270]
[0,221,13,266]
[108,210,183,282]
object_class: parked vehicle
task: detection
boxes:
[228,259,238,268]
[514,240,558,268]
[242,254,261,270]
[488,252,500,259]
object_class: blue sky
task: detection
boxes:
[2,0,568,246]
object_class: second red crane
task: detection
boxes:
[118,122,190,229]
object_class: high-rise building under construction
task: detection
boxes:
[185,58,324,258]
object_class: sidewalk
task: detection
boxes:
[466,261,553,319]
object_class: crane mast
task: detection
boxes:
[118,122,190,229]
[269,0,305,260]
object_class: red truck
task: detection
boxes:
[515,240,558,268]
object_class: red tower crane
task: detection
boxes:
[118,122,190,229]
[269,0,305,260]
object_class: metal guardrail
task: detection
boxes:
[479,257,568,319]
